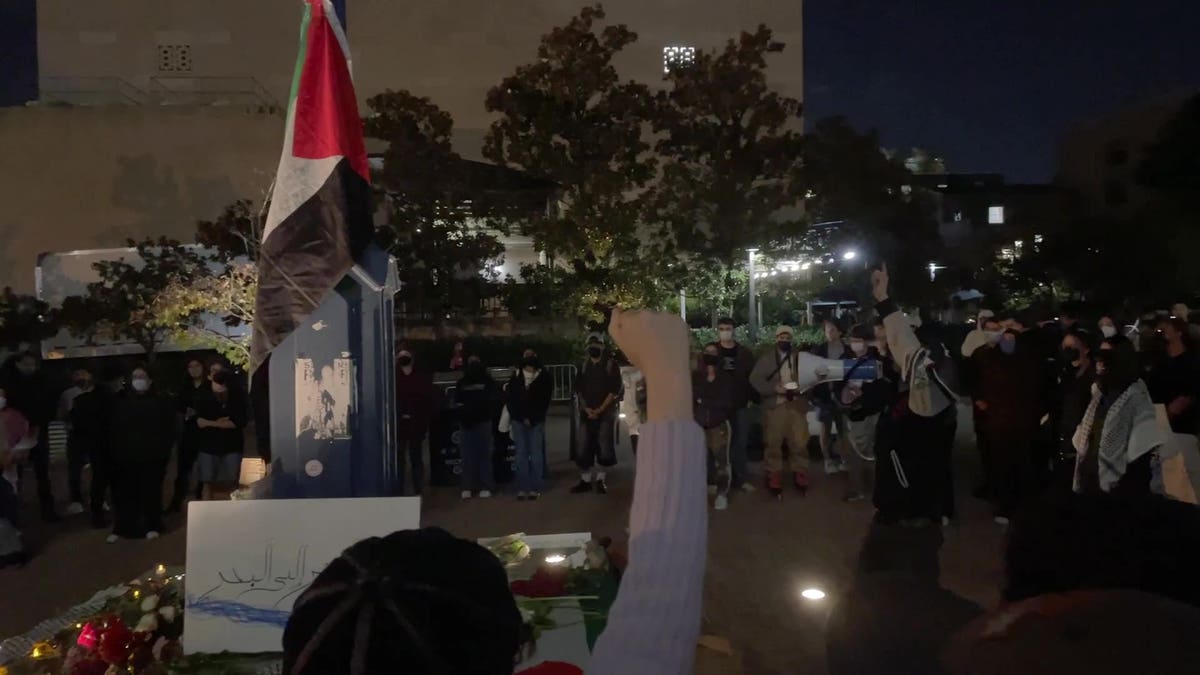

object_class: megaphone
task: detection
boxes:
[789,352,883,393]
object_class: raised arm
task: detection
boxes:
[588,310,706,675]
[872,264,922,377]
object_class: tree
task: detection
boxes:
[364,90,506,324]
[648,25,805,322]
[800,116,943,304]
[63,237,208,361]
[0,288,53,352]
[484,4,659,322]
[148,199,264,367]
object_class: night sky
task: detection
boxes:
[3,1,1197,183]
[804,0,1200,182]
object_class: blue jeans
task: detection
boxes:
[458,422,495,492]
[729,406,755,487]
[511,422,546,493]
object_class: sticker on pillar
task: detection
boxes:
[295,357,355,440]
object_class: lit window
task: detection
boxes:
[1033,234,1043,244]
[988,206,1005,224]
[953,211,963,222]
[663,46,696,74]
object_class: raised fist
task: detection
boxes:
[871,263,890,303]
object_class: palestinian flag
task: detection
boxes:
[251,0,373,374]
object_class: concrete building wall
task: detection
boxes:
[11,0,803,292]
[0,106,282,292]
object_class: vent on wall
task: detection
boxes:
[157,44,192,72]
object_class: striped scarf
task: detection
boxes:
[1072,380,1163,492]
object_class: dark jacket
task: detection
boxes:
[109,391,176,463]
[717,343,757,408]
[576,356,622,411]
[456,366,499,427]
[178,380,211,448]
[507,369,553,426]
[973,346,1044,438]
[1056,361,1096,453]
[195,390,247,456]
[693,369,735,429]
[395,367,436,439]
[68,387,113,455]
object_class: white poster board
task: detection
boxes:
[184,497,421,654]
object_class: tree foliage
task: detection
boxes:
[61,237,208,360]
[648,25,805,319]
[0,288,53,352]
[364,89,506,320]
[484,4,659,321]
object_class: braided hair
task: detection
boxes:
[283,528,522,675]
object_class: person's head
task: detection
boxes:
[466,355,482,368]
[186,358,205,381]
[775,326,794,353]
[586,334,605,361]
[998,329,1020,355]
[283,528,523,675]
[397,348,414,369]
[1172,302,1190,321]
[1059,310,1079,329]
[1098,315,1118,338]
[452,341,464,354]
[129,366,151,394]
[15,352,38,377]
[823,319,843,344]
[1158,316,1188,347]
[848,325,873,356]
[716,318,736,344]
[1002,315,1027,333]
[1061,331,1090,366]
[211,370,232,399]
[700,342,720,370]
[1095,335,1138,393]
[208,360,225,381]
[72,367,93,391]
[977,309,996,326]
[520,350,540,375]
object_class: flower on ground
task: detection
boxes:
[510,566,568,598]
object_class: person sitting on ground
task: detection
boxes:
[282,309,706,675]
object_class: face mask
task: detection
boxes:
[1100,325,1117,338]
[397,355,413,367]
[1062,347,1081,364]
[587,346,603,358]
[850,340,867,356]
[777,340,793,354]
[999,340,1016,356]
[984,331,1003,344]
[131,378,150,392]
[702,353,720,367]
[718,329,734,342]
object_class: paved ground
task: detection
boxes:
[0,406,1005,674]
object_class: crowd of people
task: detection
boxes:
[0,355,247,568]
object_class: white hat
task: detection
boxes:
[978,309,995,320]
[775,325,794,338]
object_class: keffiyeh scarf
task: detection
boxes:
[1072,380,1163,492]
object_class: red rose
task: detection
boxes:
[510,566,568,598]
[516,662,584,675]
[96,617,134,665]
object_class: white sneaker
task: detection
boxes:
[993,516,1010,526]
[460,490,472,500]
[714,495,729,511]
[823,458,839,475]
[65,502,85,516]
[740,482,757,494]
[145,531,160,540]
[106,534,119,544]
[837,460,849,474]
[479,490,493,499]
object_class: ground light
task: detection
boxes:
[544,554,567,565]
[800,588,826,601]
